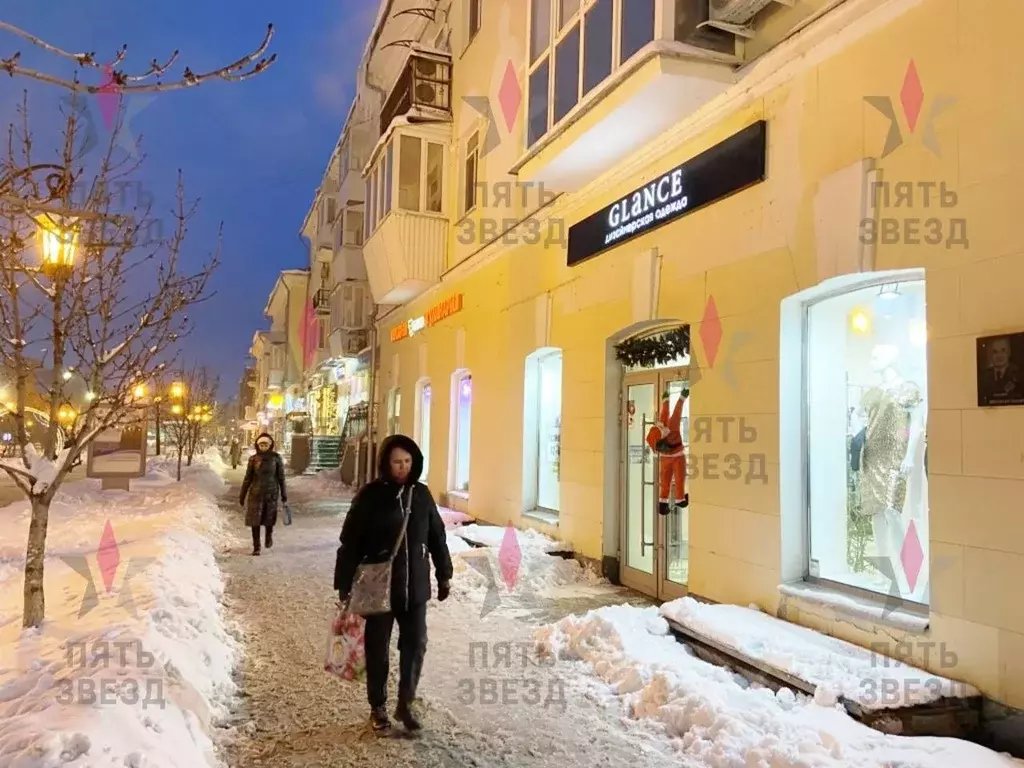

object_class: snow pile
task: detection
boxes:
[0,455,239,768]
[438,506,472,529]
[660,597,978,710]
[287,470,351,497]
[535,605,1020,767]
[454,522,569,552]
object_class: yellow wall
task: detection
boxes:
[376,0,1024,708]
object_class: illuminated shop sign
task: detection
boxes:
[566,120,767,267]
[391,293,464,342]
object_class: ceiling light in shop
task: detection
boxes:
[850,310,870,334]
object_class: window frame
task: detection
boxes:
[527,0,642,148]
[523,348,563,514]
[366,134,447,237]
[463,132,479,216]
[467,0,483,46]
[450,371,472,494]
[415,378,432,480]
[780,268,931,613]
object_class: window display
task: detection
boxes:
[806,278,929,605]
[453,374,472,492]
[418,383,431,478]
[536,351,562,511]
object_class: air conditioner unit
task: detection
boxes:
[706,0,793,38]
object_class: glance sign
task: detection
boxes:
[391,293,464,342]
[566,120,767,267]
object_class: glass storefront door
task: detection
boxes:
[620,368,690,600]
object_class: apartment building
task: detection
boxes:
[342,0,1024,719]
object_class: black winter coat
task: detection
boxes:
[239,434,287,527]
[334,434,453,612]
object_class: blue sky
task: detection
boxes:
[0,1,376,397]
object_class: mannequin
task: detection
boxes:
[858,344,924,582]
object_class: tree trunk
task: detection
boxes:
[155,405,162,456]
[176,449,183,482]
[23,496,50,627]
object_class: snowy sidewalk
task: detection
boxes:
[0,452,238,768]
[215,481,680,768]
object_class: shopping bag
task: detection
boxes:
[323,604,366,681]
[283,503,293,526]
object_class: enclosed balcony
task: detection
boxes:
[312,288,331,315]
[512,0,795,191]
[379,48,452,135]
[362,126,450,305]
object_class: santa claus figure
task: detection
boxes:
[646,388,688,515]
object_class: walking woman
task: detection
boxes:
[239,433,287,556]
[334,434,453,734]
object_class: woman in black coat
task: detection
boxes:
[239,433,287,556]
[334,434,453,734]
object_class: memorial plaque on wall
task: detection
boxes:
[977,332,1024,407]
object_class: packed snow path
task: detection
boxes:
[214,474,679,768]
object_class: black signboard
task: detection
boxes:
[566,120,767,267]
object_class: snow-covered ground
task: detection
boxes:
[0,449,239,768]
[536,602,1021,767]
[660,597,978,710]
[286,469,351,497]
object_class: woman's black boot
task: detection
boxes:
[369,706,391,733]
[395,697,421,731]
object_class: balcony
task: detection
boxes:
[379,49,452,135]
[512,0,794,192]
[268,368,284,390]
[363,211,446,305]
[312,288,331,315]
[329,328,369,358]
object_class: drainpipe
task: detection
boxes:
[365,303,379,485]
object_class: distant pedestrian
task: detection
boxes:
[239,433,286,556]
[334,434,453,734]
[229,437,242,469]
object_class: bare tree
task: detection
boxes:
[0,21,276,93]
[0,91,227,629]
[162,365,217,480]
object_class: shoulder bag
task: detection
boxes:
[346,486,412,617]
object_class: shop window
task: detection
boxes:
[522,348,562,514]
[463,133,479,215]
[783,271,930,609]
[450,371,472,493]
[527,0,654,147]
[387,387,402,436]
[415,380,432,479]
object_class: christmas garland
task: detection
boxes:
[614,325,690,368]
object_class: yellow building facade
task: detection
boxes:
[368,0,1024,711]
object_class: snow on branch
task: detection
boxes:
[0,21,276,93]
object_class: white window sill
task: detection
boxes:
[523,508,559,527]
[777,580,929,635]
[448,490,470,500]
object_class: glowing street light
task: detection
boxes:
[171,404,183,415]
[133,384,147,399]
[170,382,185,399]
[33,213,79,274]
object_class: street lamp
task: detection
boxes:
[33,213,78,277]
[170,382,185,399]
[133,384,147,399]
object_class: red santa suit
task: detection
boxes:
[645,389,688,514]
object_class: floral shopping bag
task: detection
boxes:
[324,604,366,681]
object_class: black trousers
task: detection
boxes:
[363,602,427,709]
[251,525,273,548]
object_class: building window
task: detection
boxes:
[415,380,432,479]
[344,210,363,246]
[527,0,655,147]
[793,273,929,606]
[451,372,472,493]
[468,0,482,43]
[387,387,402,436]
[384,143,394,217]
[398,135,422,212]
[523,348,562,513]
[317,317,329,350]
[463,133,479,215]
[426,143,444,213]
